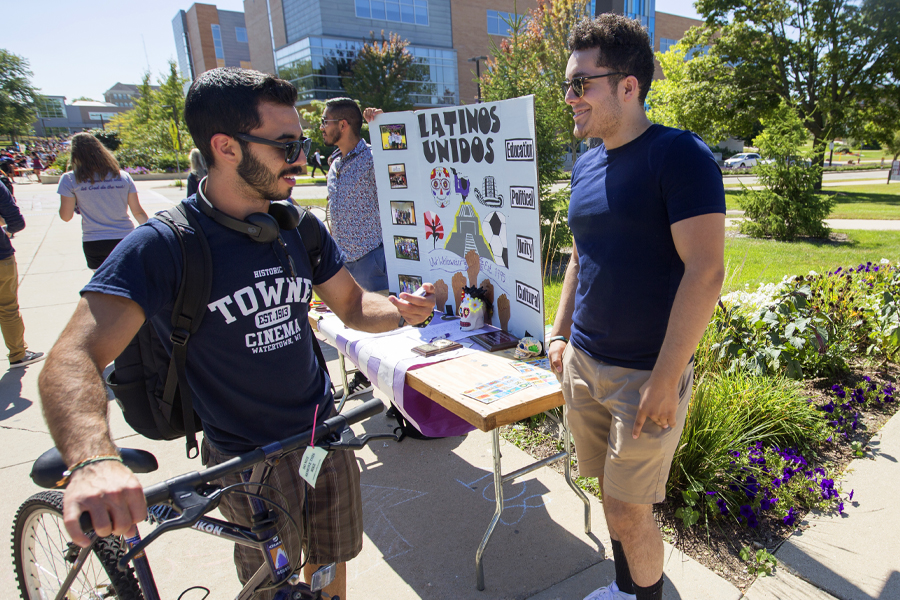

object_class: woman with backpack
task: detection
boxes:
[57,133,149,269]
[186,148,207,198]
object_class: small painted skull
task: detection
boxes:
[430,166,452,207]
[515,337,542,359]
[458,293,485,331]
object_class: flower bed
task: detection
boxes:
[506,258,900,589]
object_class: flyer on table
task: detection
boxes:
[370,95,545,344]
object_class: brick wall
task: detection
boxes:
[451,0,539,104]
[652,11,703,80]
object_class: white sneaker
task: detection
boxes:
[583,581,636,600]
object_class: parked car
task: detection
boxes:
[723,153,762,169]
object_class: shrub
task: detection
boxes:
[738,100,834,240]
[669,372,827,498]
[90,129,121,151]
[51,152,70,172]
[668,372,838,529]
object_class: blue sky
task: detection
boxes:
[5,0,702,102]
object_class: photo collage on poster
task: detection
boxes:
[370,96,545,343]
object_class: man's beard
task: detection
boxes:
[236,148,302,201]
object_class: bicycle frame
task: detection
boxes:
[45,399,391,600]
[53,459,302,600]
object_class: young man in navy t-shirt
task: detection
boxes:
[547,15,726,600]
[38,68,435,600]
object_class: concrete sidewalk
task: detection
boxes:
[1,180,896,599]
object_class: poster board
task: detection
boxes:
[891,160,900,182]
[370,96,545,343]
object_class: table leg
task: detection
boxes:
[334,352,350,413]
[475,428,504,591]
[563,406,592,533]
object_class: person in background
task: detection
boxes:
[321,98,390,400]
[0,181,44,369]
[0,161,15,196]
[57,133,149,270]
[30,152,43,183]
[186,148,208,197]
[308,148,326,177]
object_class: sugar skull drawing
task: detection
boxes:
[430,167,452,208]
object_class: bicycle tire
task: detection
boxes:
[11,490,144,600]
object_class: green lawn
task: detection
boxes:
[722,229,900,293]
[542,229,900,323]
[725,184,900,219]
[297,198,327,208]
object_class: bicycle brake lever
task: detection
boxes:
[117,484,217,569]
[320,431,399,450]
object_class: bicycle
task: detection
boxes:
[12,398,394,600]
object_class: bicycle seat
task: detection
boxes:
[30,447,159,489]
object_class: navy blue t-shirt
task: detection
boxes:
[83,197,344,454]
[568,124,725,370]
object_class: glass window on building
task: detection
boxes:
[356,0,428,26]
[659,37,678,53]
[211,24,225,60]
[275,36,456,106]
[625,0,655,46]
[236,27,248,43]
[487,10,525,36]
[36,98,65,119]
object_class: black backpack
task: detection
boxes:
[105,201,329,458]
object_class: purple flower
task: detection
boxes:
[783,508,797,526]
[838,501,845,513]
[717,498,728,515]
[772,478,782,488]
[822,401,835,414]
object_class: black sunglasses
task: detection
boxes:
[234,133,311,164]
[563,72,629,97]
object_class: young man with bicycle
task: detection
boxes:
[38,67,435,599]
[547,15,725,600]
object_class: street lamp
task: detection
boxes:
[468,56,488,103]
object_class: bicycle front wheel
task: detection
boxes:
[11,490,143,600]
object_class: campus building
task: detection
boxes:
[173,3,253,83]
[33,98,129,137]
[103,82,162,108]
[241,0,700,109]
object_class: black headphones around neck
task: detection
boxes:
[197,177,300,243]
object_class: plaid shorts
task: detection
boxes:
[203,437,363,597]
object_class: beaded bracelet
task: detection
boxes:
[57,454,123,487]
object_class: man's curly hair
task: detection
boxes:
[567,14,655,104]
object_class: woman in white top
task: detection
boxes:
[57,133,148,269]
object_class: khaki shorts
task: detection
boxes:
[203,438,363,598]
[562,343,693,505]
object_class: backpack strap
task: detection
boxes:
[155,202,213,458]
[294,207,333,394]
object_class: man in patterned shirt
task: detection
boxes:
[322,98,387,398]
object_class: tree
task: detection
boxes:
[108,62,189,170]
[297,99,341,157]
[0,49,41,140]
[73,96,96,102]
[342,32,424,112]
[739,100,833,241]
[481,0,590,258]
[667,0,900,188]
[647,44,746,145]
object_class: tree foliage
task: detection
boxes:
[739,101,833,241]
[343,32,427,113]
[109,62,190,170]
[655,0,899,187]
[481,0,591,257]
[0,49,41,140]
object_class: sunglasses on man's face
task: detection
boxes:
[234,133,311,164]
[563,72,629,98]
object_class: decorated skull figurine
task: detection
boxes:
[515,337,543,359]
[458,293,486,331]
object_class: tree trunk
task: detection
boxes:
[811,135,826,191]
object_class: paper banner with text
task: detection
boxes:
[371,95,545,343]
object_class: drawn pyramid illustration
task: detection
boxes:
[444,201,495,263]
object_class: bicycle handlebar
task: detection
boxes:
[80,398,386,532]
